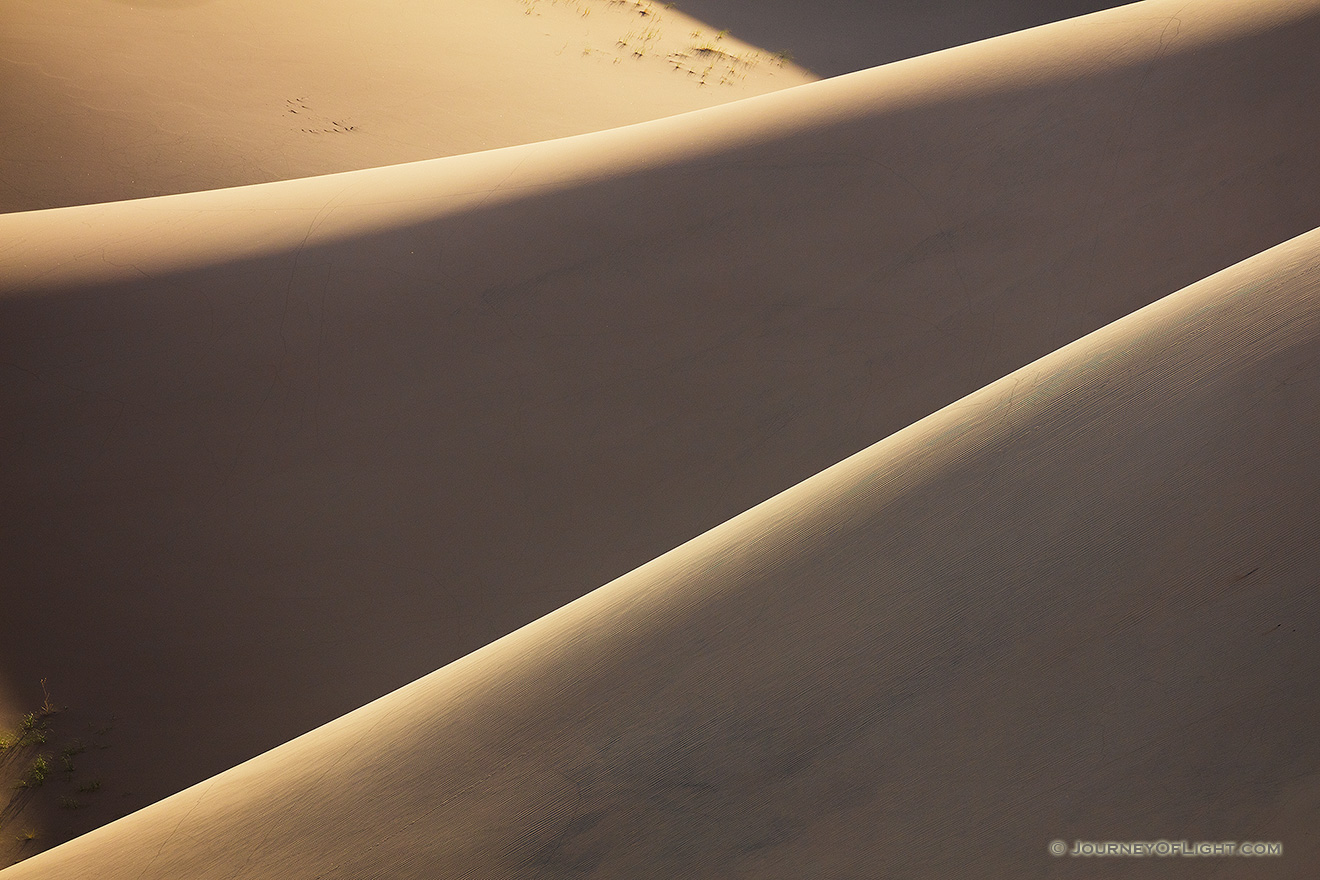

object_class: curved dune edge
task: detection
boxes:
[0,0,819,215]
[0,0,1152,216]
[6,216,1319,879]
[4,0,1320,859]
[2,0,1315,294]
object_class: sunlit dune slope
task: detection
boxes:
[6,208,1319,880]
[0,0,815,214]
[0,0,1142,214]
[2,0,1320,853]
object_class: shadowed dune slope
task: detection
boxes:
[668,0,1140,76]
[5,202,1319,880]
[2,0,1320,850]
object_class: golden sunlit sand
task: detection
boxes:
[0,0,816,214]
[2,0,1318,875]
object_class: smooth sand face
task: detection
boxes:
[0,0,815,214]
[0,0,1146,214]
[2,0,1319,872]
[5,167,1319,880]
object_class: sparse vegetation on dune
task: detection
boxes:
[1,682,114,868]
[13,756,49,790]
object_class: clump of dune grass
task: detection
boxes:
[14,755,50,789]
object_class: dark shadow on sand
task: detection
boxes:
[667,0,1141,77]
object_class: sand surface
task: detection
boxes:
[5,151,1320,880]
[2,0,1318,873]
[0,0,815,214]
[0,0,1146,214]
[653,0,1140,75]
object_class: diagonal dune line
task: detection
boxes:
[6,192,1319,880]
[2,0,1320,857]
[3,0,1318,294]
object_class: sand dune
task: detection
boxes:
[0,0,818,215]
[0,0,1145,214]
[6,189,1319,880]
[2,0,1319,869]
[658,0,1140,76]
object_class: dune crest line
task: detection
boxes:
[7,203,1320,880]
[2,0,1319,870]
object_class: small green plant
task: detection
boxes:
[59,796,83,810]
[0,730,12,750]
[15,828,37,843]
[77,778,102,793]
[17,713,48,746]
[15,755,50,789]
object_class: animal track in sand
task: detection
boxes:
[285,96,358,135]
